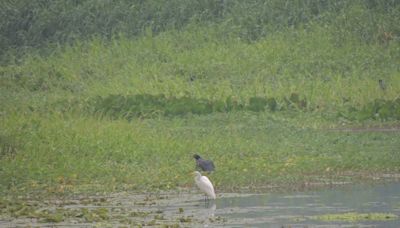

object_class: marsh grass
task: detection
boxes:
[2,25,399,109]
[1,110,399,195]
[1,2,400,196]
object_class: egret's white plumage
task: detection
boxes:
[193,171,216,200]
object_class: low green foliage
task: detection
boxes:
[87,94,283,119]
[84,94,400,120]
[0,110,399,195]
[339,98,400,121]
[311,212,398,222]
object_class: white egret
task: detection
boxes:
[193,154,215,172]
[193,171,216,200]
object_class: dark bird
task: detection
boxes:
[193,154,215,172]
[378,79,386,91]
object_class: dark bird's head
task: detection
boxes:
[193,154,201,160]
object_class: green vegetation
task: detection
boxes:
[2,1,399,53]
[311,212,398,222]
[1,0,399,197]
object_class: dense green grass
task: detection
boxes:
[1,1,400,196]
[2,0,399,59]
[2,1,399,50]
[1,111,399,195]
[2,25,399,108]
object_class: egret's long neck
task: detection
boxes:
[195,174,201,182]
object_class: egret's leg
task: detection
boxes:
[204,195,209,206]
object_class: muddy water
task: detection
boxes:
[1,182,399,227]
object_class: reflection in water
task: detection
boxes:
[213,182,400,227]
[187,200,217,227]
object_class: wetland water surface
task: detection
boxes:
[1,182,399,227]
[216,182,400,227]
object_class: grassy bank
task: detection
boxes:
[1,1,400,196]
[1,110,400,195]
